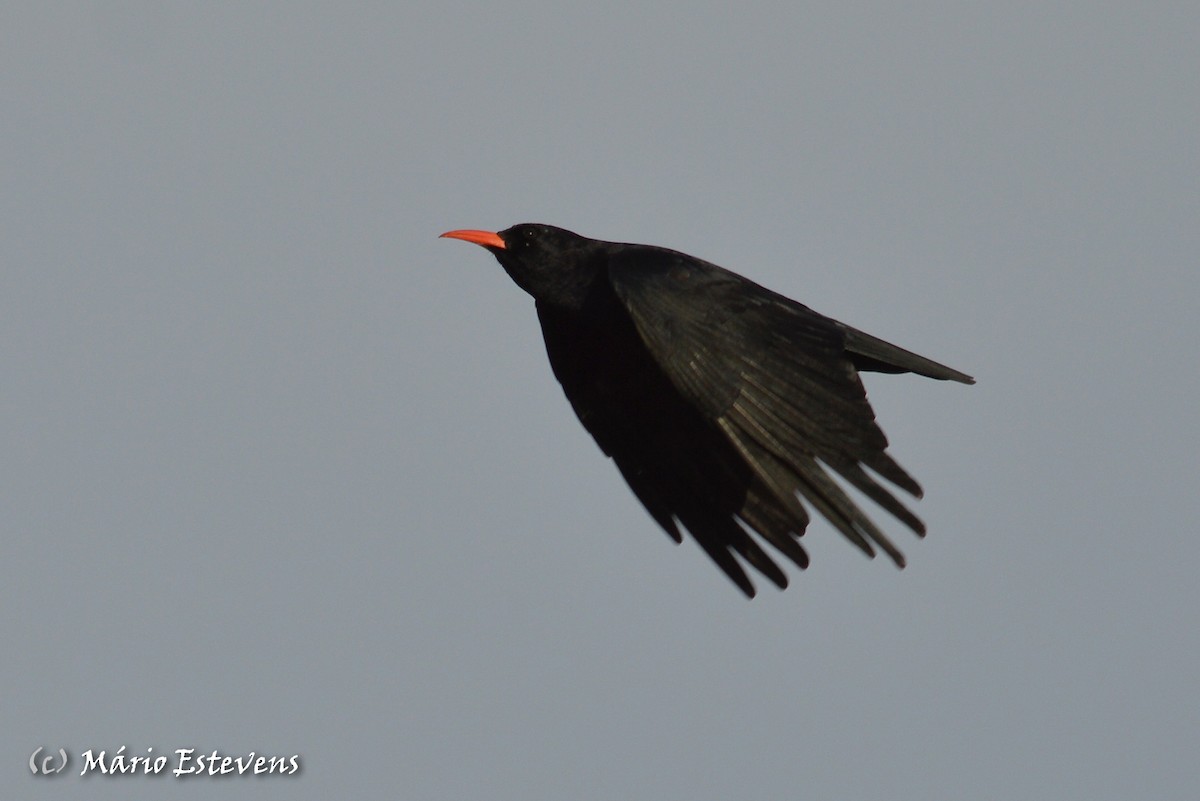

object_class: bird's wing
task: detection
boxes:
[536,296,799,597]
[608,249,933,573]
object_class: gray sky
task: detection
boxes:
[4,3,1198,799]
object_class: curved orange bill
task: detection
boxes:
[439,229,506,250]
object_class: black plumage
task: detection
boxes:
[441,224,973,596]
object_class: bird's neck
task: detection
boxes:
[501,253,609,311]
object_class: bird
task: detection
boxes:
[441,224,973,597]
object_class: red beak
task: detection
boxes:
[439,229,506,250]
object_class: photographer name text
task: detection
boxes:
[29,746,301,778]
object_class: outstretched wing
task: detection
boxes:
[605,247,965,591]
[537,291,802,598]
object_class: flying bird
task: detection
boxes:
[441,224,973,596]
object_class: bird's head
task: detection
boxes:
[441,224,606,308]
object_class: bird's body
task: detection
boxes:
[441,224,972,596]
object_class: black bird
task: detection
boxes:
[441,224,972,597]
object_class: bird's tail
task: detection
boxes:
[839,325,975,384]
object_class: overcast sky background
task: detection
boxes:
[3,3,1198,799]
